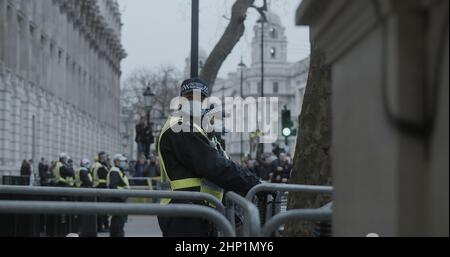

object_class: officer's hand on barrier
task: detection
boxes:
[255,191,266,199]
[255,191,277,200]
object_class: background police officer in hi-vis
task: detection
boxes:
[107,154,130,237]
[91,151,110,232]
[157,78,261,237]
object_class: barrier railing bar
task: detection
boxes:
[225,192,261,237]
[261,208,333,237]
[0,201,235,237]
[0,185,225,214]
[246,183,334,201]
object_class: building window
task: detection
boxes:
[58,49,63,63]
[49,43,54,57]
[257,82,261,95]
[273,82,279,94]
[40,35,46,48]
[17,14,24,31]
[270,47,276,59]
[29,25,35,36]
[270,28,277,39]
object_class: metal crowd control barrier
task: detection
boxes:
[261,203,333,237]
[0,201,235,237]
[0,185,225,214]
[225,192,261,237]
[246,183,334,236]
[246,183,334,200]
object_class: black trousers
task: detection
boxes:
[96,184,110,231]
[110,215,127,237]
[158,217,217,237]
[76,196,97,237]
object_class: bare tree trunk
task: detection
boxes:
[284,47,333,237]
[199,0,254,92]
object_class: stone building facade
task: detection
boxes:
[0,0,126,176]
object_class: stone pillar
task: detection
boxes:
[17,7,27,79]
[22,90,34,160]
[6,1,18,71]
[0,72,11,173]
[61,107,68,154]
[10,82,21,174]
[91,120,96,155]
[49,102,57,159]
[54,104,62,156]
[76,114,82,160]
[296,0,449,236]
[0,0,6,66]
[32,90,44,162]
[43,96,52,160]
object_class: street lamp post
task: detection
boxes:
[143,87,155,158]
[191,0,200,78]
[256,6,267,156]
[238,58,247,161]
[143,87,155,126]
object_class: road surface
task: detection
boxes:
[98,216,163,237]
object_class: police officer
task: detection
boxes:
[157,78,261,237]
[74,158,96,237]
[75,159,93,188]
[51,153,75,236]
[53,153,74,187]
[91,151,110,232]
[107,154,130,237]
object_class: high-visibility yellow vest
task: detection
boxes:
[91,162,107,187]
[75,167,93,188]
[107,167,130,190]
[158,116,225,206]
[53,161,74,186]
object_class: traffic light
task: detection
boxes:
[282,107,294,137]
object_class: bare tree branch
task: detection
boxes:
[199,0,255,92]
[121,66,180,119]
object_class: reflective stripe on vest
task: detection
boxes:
[54,162,74,186]
[92,162,107,187]
[53,162,65,184]
[107,167,130,190]
[158,116,225,206]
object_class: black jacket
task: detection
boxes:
[159,126,261,197]
[55,164,74,187]
[79,168,93,188]
[96,163,109,188]
[20,162,31,177]
[158,125,261,237]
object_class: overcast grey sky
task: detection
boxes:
[117,0,310,80]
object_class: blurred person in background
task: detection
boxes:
[38,158,53,186]
[134,154,147,177]
[269,153,293,184]
[20,159,31,178]
[143,155,160,178]
[107,154,130,237]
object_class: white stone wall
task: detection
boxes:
[0,0,125,176]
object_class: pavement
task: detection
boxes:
[98,216,163,237]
